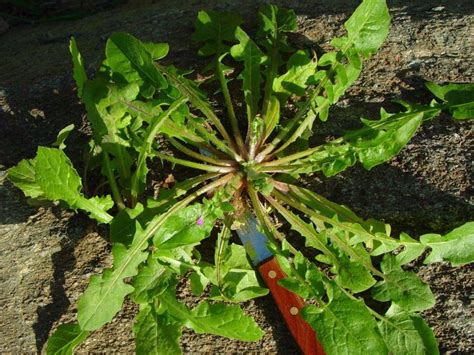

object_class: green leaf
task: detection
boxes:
[46,323,89,355]
[230,27,265,122]
[257,4,297,134]
[143,42,169,61]
[267,197,335,260]
[106,32,168,89]
[302,287,388,354]
[347,112,424,170]
[52,124,75,150]
[8,147,113,223]
[204,243,268,302]
[130,97,188,201]
[154,65,235,154]
[344,0,390,57]
[82,79,139,183]
[257,4,296,46]
[277,250,324,299]
[371,256,435,312]
[334,251,376,293]
[193,10,242,56]
[288,111,427,176]
[83,78,140,143]
[187,302,264,341]
[159,288,264,341]
[273,50,317,99]
[133,304,183,355]
[394,233,425,266]
[421,222,474,266]
[69,37,87,98]
[378,309,439,355]
[7,158,43,199]
[131,256,174,304]
[153,203,215,249]
[77,222,149,330]
[426,82,474,120]
[110,203,144,245]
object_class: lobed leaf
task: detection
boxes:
[378,308,439,355]
[133,304,183,355]
[285,111,427,176]
[8,147,113,223]
[106,32,168,89]
[302,287,388,355]
[204,243,269,302]
[187,302,264,341]
[159,288,264,341]
[230,27,265,122]
[371,256,435,312]
[193,10,242,57]
[426,82,474,120]
[421,222,474,266]
[77,222,149,330]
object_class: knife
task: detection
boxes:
[236,212,325,355]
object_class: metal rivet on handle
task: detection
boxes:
[268,270,277,279]
[290,307,299,315]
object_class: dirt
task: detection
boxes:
[0,0,473,354]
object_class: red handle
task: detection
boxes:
[259,257,325,355]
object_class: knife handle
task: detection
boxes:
[258,257,325,355]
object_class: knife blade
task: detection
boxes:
[236,212,325,355]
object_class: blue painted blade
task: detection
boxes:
[236,212,273,265]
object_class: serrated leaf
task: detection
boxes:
[106,32,168,89]
[204,243,268,302]
[46,323,89,355]
[7,158,43,199]
[133,304,183,355]
[257,4,296,45]
[193,10,242,56]
[426,82,474,120]
[350,112,424,170]
[334,253,376,293]
[267,197,334,260]
[159,289,263,341]
[131,256,174,304]
[273,50,317,99]
[288,111,426,176]
[344,0,390,57]
[77,222,149,330]
[378,310,439,355]
[230,27,265,122]
[302,287,388,354]
[130,97,188,200]
[8,147,113,223]
[421,222,474,266]
[187,302,264,341]
[69,37,87,98]
[372,256,435,312]
[278,251,324,299]
[394,233,425,266]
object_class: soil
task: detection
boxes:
[0,0,473,354]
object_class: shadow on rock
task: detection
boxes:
[32,216,85,353]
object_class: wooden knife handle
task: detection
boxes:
[258,257,325,355]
